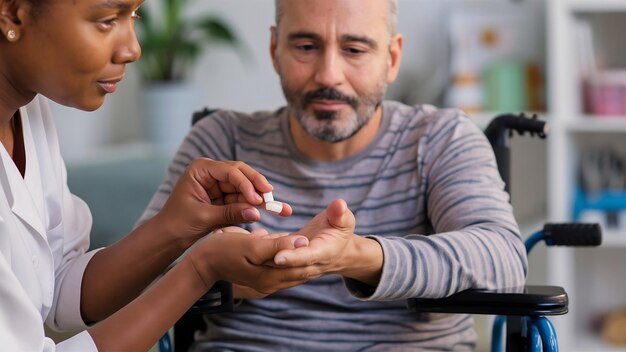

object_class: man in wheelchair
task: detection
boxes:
[139,0,527,350]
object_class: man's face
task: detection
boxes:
[4,0,142,111]
[271,0,402,143]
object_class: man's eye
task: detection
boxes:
[132,10,142,20]
[345,47,365,55]
[297,44,316,51]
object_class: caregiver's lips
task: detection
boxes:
[97,76,124,93]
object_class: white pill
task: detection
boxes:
[265,201,283,214]
[263,192,274,203]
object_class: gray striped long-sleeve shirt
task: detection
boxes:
[138,101,528,351]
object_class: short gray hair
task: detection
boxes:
[275,0,398,36]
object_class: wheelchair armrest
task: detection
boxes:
[172,281,233,352]
[407,285,568,316]
[189,280,234,314]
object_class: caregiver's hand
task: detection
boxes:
[185,230,310,295]
[214,226,298,299]
[153,158,293,248]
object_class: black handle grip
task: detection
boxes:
[502,114,547,136]
[543,223,602,247]
[484,113,548,148]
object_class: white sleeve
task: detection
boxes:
[45,172,103,331]
[0,250,98,352]
[0,249,48,351]
[56,331,99,352]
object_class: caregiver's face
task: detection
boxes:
[6,0,143,111]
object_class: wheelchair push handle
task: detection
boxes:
[543,223,602,247]
[484,113,548,148]
[484,113,548,195]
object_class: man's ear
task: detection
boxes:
[269,26,280,74]
[386,34,404,84]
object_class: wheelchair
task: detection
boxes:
[159,112,602,352]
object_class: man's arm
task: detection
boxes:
[275,113,528,300]
[377,112,527,299]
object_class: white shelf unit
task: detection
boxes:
[548,0,626,351]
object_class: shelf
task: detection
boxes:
[568,0,626,13]
[549,1,626,350]
[566,116,626,133]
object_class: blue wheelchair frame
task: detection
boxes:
[486,114,601,352]
[489,231,565,352]
[409,222,600,352]
[411,114,601,352]
[491,230,560,352]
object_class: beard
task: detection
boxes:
[280,78,388,143]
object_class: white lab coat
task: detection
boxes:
[0,96,99,351]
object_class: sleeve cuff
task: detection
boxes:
[344,236,405,301]
[53,248,103,330]
[56,331,98,352]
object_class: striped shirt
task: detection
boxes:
[139,101,528,351]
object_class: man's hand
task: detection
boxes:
[153,158,293,249]
[273,199,384,286]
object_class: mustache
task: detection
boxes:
[302,88,359,109]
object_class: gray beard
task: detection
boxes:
[294,107,376,143]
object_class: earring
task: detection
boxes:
[6,29,16,42]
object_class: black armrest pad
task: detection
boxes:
[189,281,234,314]
[407,285,568,316]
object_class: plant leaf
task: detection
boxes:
[194,17,239,45]
[193,16,253,64]
[135,1,251,82]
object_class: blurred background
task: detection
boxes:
[52,0,626,350]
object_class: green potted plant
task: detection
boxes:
[135,0,244,154]
[137,0,243,82]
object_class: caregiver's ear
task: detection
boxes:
[0,0,34,42]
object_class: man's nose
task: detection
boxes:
[314,49,345,88]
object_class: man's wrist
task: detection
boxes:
[341,236,384,287]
